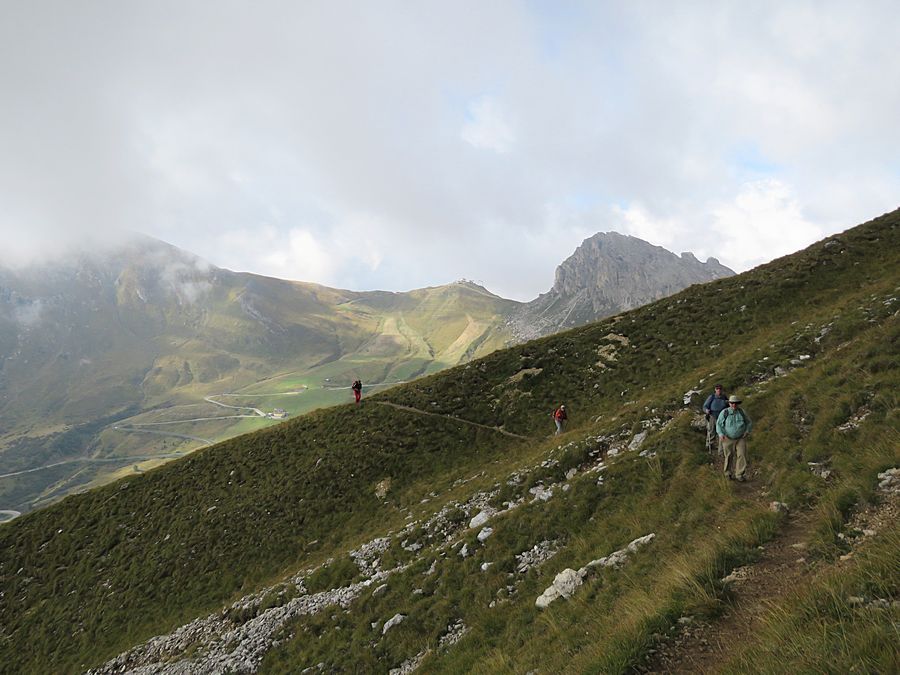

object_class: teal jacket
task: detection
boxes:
[716,406,752,439]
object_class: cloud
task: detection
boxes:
[0,2,897,300]
[11,300,44,328]
[460,96,517,153]
[610,179,829,273]
[708,179,826,270]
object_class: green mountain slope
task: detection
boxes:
[0,209,898,674]
[0,241,518,514]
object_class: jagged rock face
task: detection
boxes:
[509,232,733,340]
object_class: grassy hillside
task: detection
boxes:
[0,210,897,673]
[0,241,518,515]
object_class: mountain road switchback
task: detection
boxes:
[0,453,186,480]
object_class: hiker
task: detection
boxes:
[702,384,729,454]
[553,404,568,435]
[351,379,362,404]
[716,394,752,481]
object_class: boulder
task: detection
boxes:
[382,613,406,635]
[535,568,586,608]
[469,510,492,529]
[627,431,648,452]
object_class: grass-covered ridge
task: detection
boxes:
[0,258,518,515]
[0,209,898,673]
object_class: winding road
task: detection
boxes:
[203,395,267,417]
[0,509,21,522]
[0,452,186,480]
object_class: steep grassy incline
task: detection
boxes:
[376,210,898,439]
[0,210,897,674]
[0,403,523,672]
[0,251,516,515]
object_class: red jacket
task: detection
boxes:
[554,407,567,421]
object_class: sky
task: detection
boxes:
[1,1,898,301]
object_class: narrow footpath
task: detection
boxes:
[641,468,899,674]
[374,401,530,440]
[641,509,815,673]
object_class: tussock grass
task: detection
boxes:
[724,522,900,674]
[1,210,898,673]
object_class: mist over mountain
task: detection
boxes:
[1,231,729,515]
[0,209,896,674]
[508,232,734,340]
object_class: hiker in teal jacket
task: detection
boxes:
[716,394,752,481]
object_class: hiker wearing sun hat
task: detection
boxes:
[716,394,753,481]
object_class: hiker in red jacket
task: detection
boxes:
[351,379,362,404]
[553,404,568,435]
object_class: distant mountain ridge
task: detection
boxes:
[0,231,729,514]
[1,209,896,674]
[508,232,734,340]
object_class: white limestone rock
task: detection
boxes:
[877,468,900,493]
[469,510,493,529]
[683,389,702,405]
[536,534,655,609]
[535,568,586,609]
[529,485,554,502]
[627,431,648,452]
[382,613,406,635]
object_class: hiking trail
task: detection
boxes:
[375,401,530,440]
[640,466,899,674]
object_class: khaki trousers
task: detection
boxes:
[722,436,748,479]
[706,417,722,453]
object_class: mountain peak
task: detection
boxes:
[509,231,734,341]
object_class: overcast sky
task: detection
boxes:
[1,1,898,300]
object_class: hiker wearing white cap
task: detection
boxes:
[716,395,752,481]
[553,404,568,435]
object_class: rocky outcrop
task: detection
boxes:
[508,232,733,340]
[535,533,656,609]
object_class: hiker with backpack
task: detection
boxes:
[553,404,568,435]
[702,384,729,454]
[351,379,362,404]
[716,394,752,482]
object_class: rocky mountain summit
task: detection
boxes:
[0,209,897,674]
[508,232,733,340]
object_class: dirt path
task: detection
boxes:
[641,506,815,674]
[374,401,530,440]
[322,381,407,391]
[641,463,898,674]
